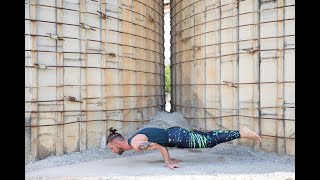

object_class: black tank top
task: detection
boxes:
[127,127,169,147]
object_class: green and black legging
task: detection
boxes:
[127,126,241,148]
[167,126,240,148]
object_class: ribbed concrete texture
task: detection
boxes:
[25,0,165,162]
[170,0,295,155]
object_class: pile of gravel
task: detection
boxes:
[139,111,198,130]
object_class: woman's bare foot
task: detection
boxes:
[240,127,261,142]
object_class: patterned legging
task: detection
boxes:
[166,126,240,148]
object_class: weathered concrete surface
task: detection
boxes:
[25,0,165,162]
[170,0,295,156]
[26,145,295,180]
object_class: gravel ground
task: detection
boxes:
[26,111,295,179]
[26,143,295,179]
[26,111,191,171]
[25,147,153,172]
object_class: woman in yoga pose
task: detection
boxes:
[107,126,260,170]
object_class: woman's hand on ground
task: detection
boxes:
[165,162,180,170]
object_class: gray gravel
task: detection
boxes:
[25,147,153,172]
[26,111,192,172]
[26,111,295,179]
[26,143,295,179]
[139,111,197,130]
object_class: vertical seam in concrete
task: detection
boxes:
[179,0,182,114]
[233,0,239,145]
[192,0,195,125]
[257,0,262,150]
[236,0,240,138]
[141,0,146,125]
[180,0,182,114]
[130,0,134,132]
[25,0,32,163]
[117,0,120,123]
[151,1,157,112]
[120,0,124,131]
[145,1,148,118]
[78,0,82,152]
[142,1,146,122]
[204,1,207,131]
[218,0,222,129]
[252,0,261,151]
[56,0,64,156]
[174,0,178,113]
[282,0,287,155]
[150,0,154,116]
[277,0,285,155]
[173,1,176,112]
[79,0,87,151]
[100,0,107,148]
[30,0,38,161]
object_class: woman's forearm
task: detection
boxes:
[158,146,171,164]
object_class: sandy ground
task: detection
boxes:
[26,111,295,179]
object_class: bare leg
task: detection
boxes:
[239,127,261,142]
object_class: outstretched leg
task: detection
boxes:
[167,126,260,149]
[203,129,241,148]
[171,128,241,148]
[202,127,261,147]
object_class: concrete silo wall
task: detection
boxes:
[25,0,164,162]
[170,0,294,155]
